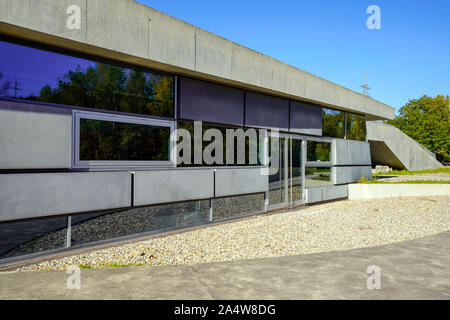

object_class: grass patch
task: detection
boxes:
[361,180,449,184]
[104,262,147,268]
[373,168,450,176]
[77,262,147,269]
[419,198,437,202]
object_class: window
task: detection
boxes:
[346,113,367,141]
[306,138,332,188]
[74,111,174,168]
[71,200,210,246]
[305,167,332,187]
[307,141,331,162]
[245,91,290,130]
[0,38,174,118]
[178,77,244,126]
[176,120,264,167]
[0,216,67,261]
[289,101,322,135]
[212,193,265,221]
[322,108,345,138]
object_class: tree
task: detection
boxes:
[386,95,450,164]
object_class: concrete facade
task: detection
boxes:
[0,100,72,169]
[134,169,214,206]
[331,139,372,166]
[0,172,131,222]
[0,0,395,120]
[332,166,372,185]
[367,121,443,170]
[215,168,268,197]
[305,185,348,203]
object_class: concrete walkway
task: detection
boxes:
[1,231,449,300]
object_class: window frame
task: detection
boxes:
[304,136,333,188]
[304,166,333,188]
[72,110,175,169]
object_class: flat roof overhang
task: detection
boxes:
[0,0,395,120]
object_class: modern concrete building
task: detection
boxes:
[0,0,441,265]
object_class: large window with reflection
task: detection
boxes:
[0,38,174,118]
[322,108,345,138]
[307,141,331,162]
[305,167,332,187]
[74,111,174,168]
[176,120,263,167]
[346,112,367,141]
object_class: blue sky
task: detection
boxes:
[137,0,450,112]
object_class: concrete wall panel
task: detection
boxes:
[195,28,233,78]
[322,185,348,201]
[333,166,372,185]
[332,139,371,166]
[87,0,149,59]
[134,169,214,206]
[332,139,348,166]
[347,140,371,165]
[306,185,348,204]
[0,100,72,169]
[147,6,196,69]
[215,168,268,197]
[305,187,322,203]
[0,172,131,222]
[0,0,87,43]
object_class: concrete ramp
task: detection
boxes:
[367,121,443,170]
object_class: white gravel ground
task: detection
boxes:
[12,195,450,272]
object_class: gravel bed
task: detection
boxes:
[11,195,450,272]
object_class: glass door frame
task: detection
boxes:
[266,132,306,210]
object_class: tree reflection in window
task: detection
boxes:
[80,118,170,161]
[0,39,174,118]
[346,113,366,141]
[322,108,345,138]
[37,63,174,118]
[307,141,331,162]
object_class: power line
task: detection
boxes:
[12,77,22,98]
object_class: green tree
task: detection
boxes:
[386,95,450,163]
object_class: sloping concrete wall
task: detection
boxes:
[0,0,395,120]
[367,121,443,170]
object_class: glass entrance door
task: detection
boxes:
[268,134,304,209]
[289,138,303,204]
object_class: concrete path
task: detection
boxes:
[1,231,449,300]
